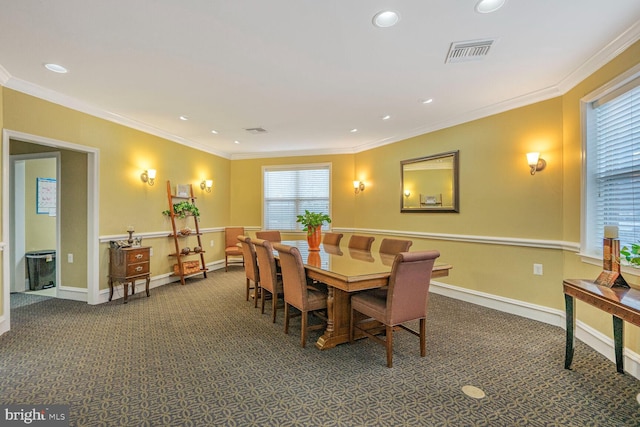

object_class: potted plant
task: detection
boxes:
[162,201,200,219]
[621,242,640,268]
[296,210,331,251]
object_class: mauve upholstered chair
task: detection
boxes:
[350,250,440,367]
[253,238,284,323]
[379,238,413,255]
[238,235,260,306]
[348,235,375,251]
[274,243,327,348]
[255,230,282,242]
[322,232,343,246]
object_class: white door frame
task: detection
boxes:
[1,129,100,335]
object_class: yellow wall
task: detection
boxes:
[230,155,356,230]
[24,158,56,251]
[1,39,640,355]
[2,89,232,294]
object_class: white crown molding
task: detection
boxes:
[1,21,638,161]
[557,19,640,94]
[2,76,233,160]
[0,64,10,86]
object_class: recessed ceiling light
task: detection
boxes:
[179,115,189,121]
[421,98,434,104]
[475,0,506,14]
[234,140,240,144]
[211,130,218,134]
[372,11,400,28]
[44,63,68,73]
[382,115,391,120]
[350,128,358,133]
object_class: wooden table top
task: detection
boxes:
[277,240,452,292]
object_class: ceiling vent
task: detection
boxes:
[445,39,495,63]
[245,127,267,134]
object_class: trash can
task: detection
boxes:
[25,250,56,291]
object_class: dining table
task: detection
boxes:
[277,240,452,350]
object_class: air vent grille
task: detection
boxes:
[245,127,267,134]
[445,39,495,63]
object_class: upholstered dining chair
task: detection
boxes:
[274,243,328,348]
[322,232,343,246]
[255,230,282,242]
[237,235,260,306]
[224,227,245,272]
[253,238,284,323]
[379,238,413,254]
[348,235,375,251]
[350,250,440,367]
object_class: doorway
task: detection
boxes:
[10,154,59,299]
[1,129,100,335]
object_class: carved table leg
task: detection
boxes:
[564,293,575,369]
[145,275,150,297]
[109,278,114,302]
[613,315,624,374]
[123,283,129,304]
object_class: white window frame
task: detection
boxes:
[581,64,640,261]
[262,162,332,232]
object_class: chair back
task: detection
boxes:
[225,227,245,248]
[379,238,413,255]
[273,243,309,310]
[237,235,258,282]
[348,235,375,251]
[322,232,343,246]
[255,230,281,242]
[253,238,278,293]
[386,251,440,325]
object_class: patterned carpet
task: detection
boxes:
[1,268,639,426]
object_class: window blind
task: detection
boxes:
[263,165,330,231]
[589,80,640,252]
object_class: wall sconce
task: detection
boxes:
[404,190,411,198]
[200,179,213,193]
[140,169,156,186]
[353,181,365,194]
[526,152,546,175]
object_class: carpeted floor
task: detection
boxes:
[2,268,639,426]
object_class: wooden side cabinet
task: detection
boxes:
[109,246,151,304]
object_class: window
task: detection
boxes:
[263,164,331,231]
[584,74,640,257]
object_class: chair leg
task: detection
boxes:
[272,292,278,323]
[246,278,250,301]
[254,283,260,308]
[349,308,355,343]
[386,325,393,368]
[284,304,290,334]
[261,289,267,314]
[420,318,426,357]
[301,311,307,348]
[225,255,228,272]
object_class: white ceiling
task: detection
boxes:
[1,1,639,159]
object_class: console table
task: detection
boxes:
[109,246,151,304]
[563,279,640,373]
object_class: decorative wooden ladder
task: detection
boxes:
[166,180,208,285]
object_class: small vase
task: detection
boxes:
[307,226,322,251]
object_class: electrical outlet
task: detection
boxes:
[67,253,74,263]
[533,263,543,276]
[210,240,214,247]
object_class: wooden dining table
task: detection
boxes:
[278,240,452,350]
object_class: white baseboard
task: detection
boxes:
[98,260,225,304]
[430,280,640,380]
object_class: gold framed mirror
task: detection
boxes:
[401,150,459,213]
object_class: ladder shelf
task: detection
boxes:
[166,180,208,285]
